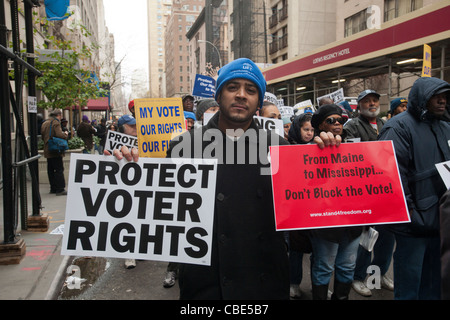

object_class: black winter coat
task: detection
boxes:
[440,190,450,300]
[379,77,450,237]
[167,112,290,300]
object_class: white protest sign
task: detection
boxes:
[264,92,278,105]
[317,88,345,105]
[436,160,450,189]
[203,114,284,137]
[62,154,218,266]
[254,116,284,137]
[279,106,294,118]
[294,100,315,115]
[104,131,139,154]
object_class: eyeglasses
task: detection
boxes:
[325,117,346,125]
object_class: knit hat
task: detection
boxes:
[311,104,343,129]
[389,97,407,114]
[196,99,219,120]
[215,58,266,108]
[128,100,135,111]
[184,111,196,121]
[82,115,90,122]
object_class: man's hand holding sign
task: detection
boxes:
[62,156,217,265]
[270,141,410,231]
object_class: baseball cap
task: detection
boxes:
[118,115,136,126]
[357,90,380,103]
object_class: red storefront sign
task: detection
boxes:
[270,142,410,231]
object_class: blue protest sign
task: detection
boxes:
[192,74,216,98]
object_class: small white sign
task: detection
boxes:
[28,96,37,114]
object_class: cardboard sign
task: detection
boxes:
[135,98,186,158]
[104,131,138,154]
[192,74,216,98]
[270,141,410,231]
[61,154,218,266]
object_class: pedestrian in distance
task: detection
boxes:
[308,104,362,300]
[95,118,107,155]
[77,115,97,154]
[378,77,450,300]
[112,58,341,300]
[61,118,70,139]
[40,109,68,196]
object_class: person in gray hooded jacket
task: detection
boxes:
[378,77,450,300]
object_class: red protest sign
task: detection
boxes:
[270,141,410,231]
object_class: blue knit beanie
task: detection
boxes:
[215,58,266,108]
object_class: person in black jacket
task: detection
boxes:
[309,104,362,300]
[440,189,450,300]
[114,58,341,300]
[379,77,450,300]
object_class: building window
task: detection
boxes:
[384,0,423,22]
[344,9,368,38]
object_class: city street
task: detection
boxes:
[56,254,393,301]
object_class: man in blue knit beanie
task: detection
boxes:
[114,58,342,300]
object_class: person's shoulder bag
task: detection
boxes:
[48,119,68,153]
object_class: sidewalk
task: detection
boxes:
[0,182,71,300]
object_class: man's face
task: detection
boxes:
[217,79,260,126]
[393,102,407,116]
[427,92,448,117]
[123,124,137,137]
[359,94,380,118]
[183,98,194,112]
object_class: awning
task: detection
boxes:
[262,2,450,84]
[83,97,110,111]
[67,97,110,111]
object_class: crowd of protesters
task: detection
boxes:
[42,57,450,300]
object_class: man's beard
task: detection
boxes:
[360,108,380,118]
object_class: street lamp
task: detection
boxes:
[198,40,222,69]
